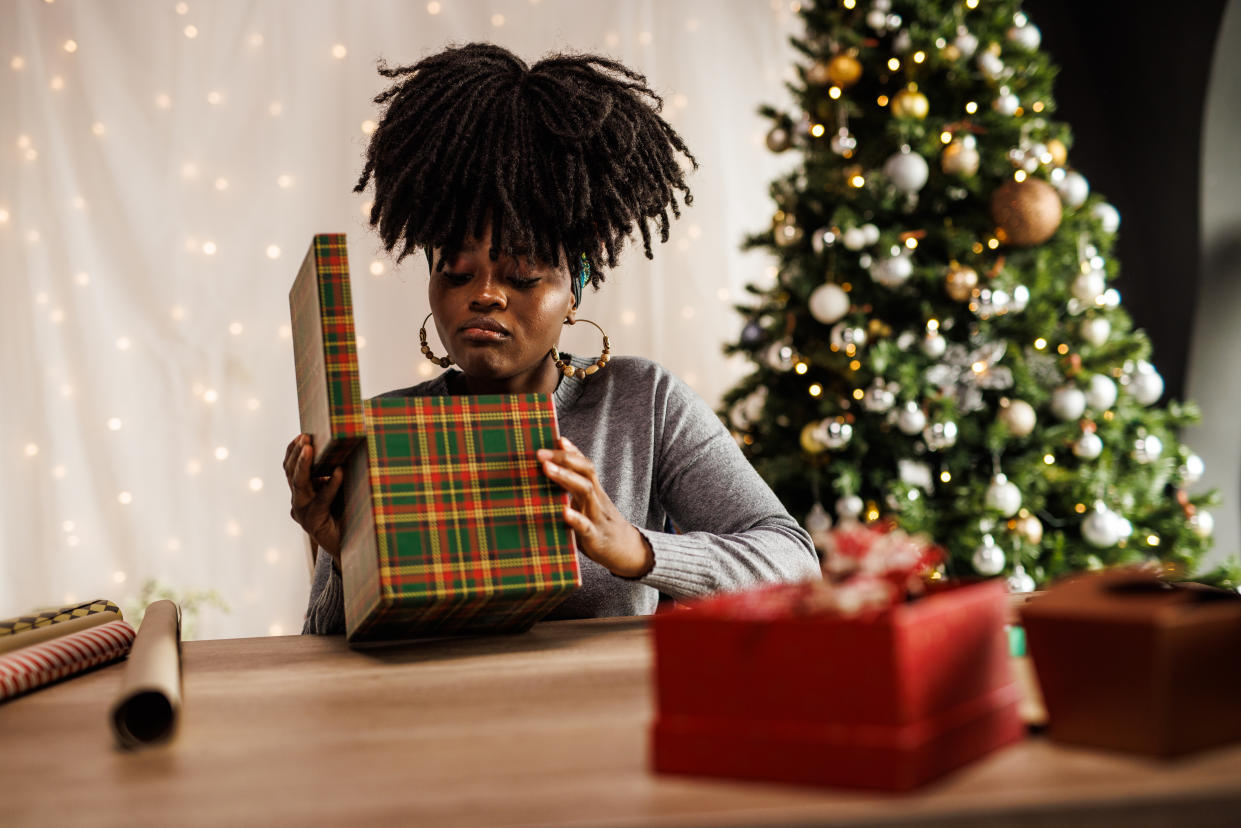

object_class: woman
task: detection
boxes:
[287,43,818,634]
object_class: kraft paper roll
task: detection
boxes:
[0,610,122,655]
[110,600,182,748]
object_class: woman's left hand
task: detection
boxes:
[537,437,654,579]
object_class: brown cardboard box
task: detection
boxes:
[1021,568,1241,757]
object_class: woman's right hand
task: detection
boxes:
[283,434,345,566]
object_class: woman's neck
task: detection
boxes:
[451,355,563,396]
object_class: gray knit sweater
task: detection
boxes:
[302,354,818,634]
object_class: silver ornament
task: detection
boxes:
[1085,374,1118,411]
[1007,563,1036,593]
[978,51,1004,80]
[1050,386,1086,422]
[829,322,867,351]
[1007,23,1041,50]
[765,126,791,153]
[898,459,933,491]
[1071,269,1106,304]
[861,378,897,413]
[842,227,869,251]
[923,420,959,451]
[972,534,1006,576]
[809,282,850,324]
[805,502,832,535]
[1008,285,1030,313]
[993,90,1020,116]
[836,494,864,520]
[896,401,927,435]
[773,217,803,248]
[1057,170,1090,208]
[1128,362,1164,406]
[1132,433,1163,464]
[1180,453,1205,485]
[954,29,979,59]
[985,473,1023,517]
[1073,430,1104,460]
[830,128,857,156]
[870,253,913,288]
[883,146,929,194]
[998,399,1036,437]
[971,288,1011,320]
[1191,510,1214,538]
[860,224,881,246]
[1081,317,1111,346]
[1082,503,1121,547]
[1101,288,1121,309]
[866,8,888,30]
[764,341,797,371]
[810,227,837,254]
[922,331,947,358]
[817,418,854,450]
[1092,202,1121,234]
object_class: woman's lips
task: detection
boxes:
[460,327,508,342]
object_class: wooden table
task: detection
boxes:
[2,616,1239,826]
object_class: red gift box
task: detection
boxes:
[651,579,1023,790]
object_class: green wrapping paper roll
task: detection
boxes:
[110,600,183,748]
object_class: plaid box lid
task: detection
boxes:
[343,394,581,641]
[289,234,364,475]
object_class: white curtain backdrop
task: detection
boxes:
[1,0,802,638]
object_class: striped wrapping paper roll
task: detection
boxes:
[0,619,136,701]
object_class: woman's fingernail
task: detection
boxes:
[562,437,575,449]
[536,449,551,459]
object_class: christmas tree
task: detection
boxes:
[724,0,1233,587]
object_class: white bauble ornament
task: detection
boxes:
[871,253,914,287]
[860,224,881,246]
[1081,316,1111,346]
[810,227,837,254]
[897,401,927,435]
[972,534,1006,576]
[809,283,850,324]
[836,494,864,520]
[1085,374,1118,411]
[921,331,947,358]
[1073,430,1104,460]
[1133,433,1163,464]
[1071,269,1106,304]
[985,473,1023,517]
[1016,514,1044,544]
[923,420,959,451]
[884,146,929,194]
[1112,515,1133,540]
[1180,453,1205,485]
[1191,510,1215,538]
[1082,503,1121,547]
[866,8,888,30]
[842,227,869,251]
[978,51,1004,80]
[1101,287,1121,309]
[805,502,832,535]
[993,91,1020,116]
[1129,362,1164,406]
[954,30,979,58]
[741,388,766,424]
[1093,202,1121,234]
[817,418,854,450]
[829,322,867,351]
[1007,23,1042,50]
[829,128,857,156]
[898,459,933,490]
[1007,563,1036,593]
[765,126,792,153]
[1057,170,1090,208]
[862,379,897,413]
[1050,386,1086,422]
[999,399,1037,437]
[892,30,912,54]
[764,341,796,371]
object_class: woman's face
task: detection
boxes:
[429,225,576,394]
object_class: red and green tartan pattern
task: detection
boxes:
[343,395,581,642]
[289,234,364,474]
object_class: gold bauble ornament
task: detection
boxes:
[891,85,929,120]
[866,318,893,339]
[772,215,804,248]
[941,136,980,177]
[800,422,827,455]
[1015,514,1044,545]
[990,178,1063,247]
[945,263,979,302]
[806,59,833,86]
[827,54,862,87]
[1046,138,1068,167]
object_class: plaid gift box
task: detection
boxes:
[342,395,581,642]
[289,234,364,475]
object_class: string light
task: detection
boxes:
[905,237,918,249]
[214,177,229,190]
[168,538,182,552]
[268,624,283,636]
[637,31,653,45]
[186,460,202,475]
[246,398,261,411]
[171,305,186,321]
[0,208,8,224]
[809,383,823,397]
[10,56,25,70]
[229,322,243,335]
[214,446,229,460]
[966,0,978,8]
[940,131,952,144]
[849,359,861,371]
[249,477,264,492]
[331,44,347,59]
[184,25,198,39]
[1057,343,1069,354]
[794,362,808,374]
[117,492,133,505]
[52,464,67,479]
[843,0,856,8]
[202,389,218,403]
[276,174,293,188]
[50,75,65,91]
[940,470,952,482]
[277,324,291,338]
[828,86,841,100]
[265,547,281,564]
[849,174,865,188]
[156,93,171,109]
[1034,337,1047,349]
[361,119,377,134]
[1043,454,1055,464]
[369,260,385,276]
[63,40,78,53]
[913,51,926,63]
[249,33,264,47]
[427,1,441,14]
[268,101,283,116]
[115,336,131,350]
[810,123,825,137]
[965,101,978,114]
[266,245,281,259]
[226,520,242,537]
[621,310,637,325]
[986,237,999,250]
[876,94,889,107]
[852,388,864,400]
[1146,534,1160,546]
[175,2,189,14]
[1074,503,1086,514]
[1032,101,1045,113]
[1014,170,1027,182]
[202,241,217,255]
[113,570,128,583]
[207,91,223,105]
[492,13,507,27]
[887,57,900,71]
[24,443,39,457]
[107,417,122,431]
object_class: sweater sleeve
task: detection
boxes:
[302,545,346,635]
[636,370,820,599]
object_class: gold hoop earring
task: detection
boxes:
[550,318,610,379]
[419,313,453,368]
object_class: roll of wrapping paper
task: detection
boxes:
[110,600,182,748]
[0,619,136,701]
[0,599,122,654]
